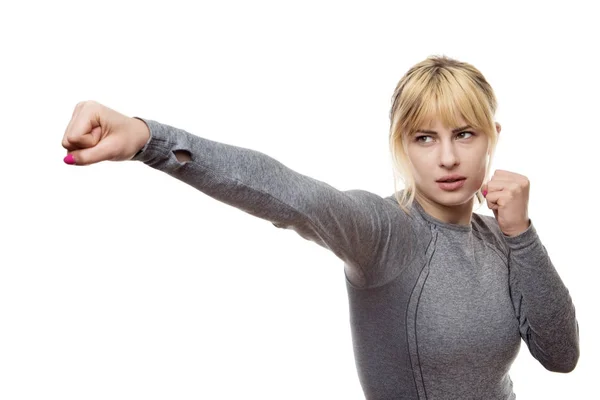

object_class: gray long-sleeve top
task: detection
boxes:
[131,117,579,399]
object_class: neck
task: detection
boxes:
[415,192,474,226]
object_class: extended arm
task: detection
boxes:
[131,117,413,287]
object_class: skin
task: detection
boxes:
[482,170,531,237]
[406,116,501,227]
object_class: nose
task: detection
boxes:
[439,140,459,168]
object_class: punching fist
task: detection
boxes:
[482,170,531,237]
[61,100,150,166]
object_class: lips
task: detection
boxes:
[437,179,466,191]
[436,174,467,182]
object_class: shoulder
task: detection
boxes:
[345,190,418,220]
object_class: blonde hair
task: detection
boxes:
[388,55,499,215]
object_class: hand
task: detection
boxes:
[61,100,150,166]
[482,170,531,237]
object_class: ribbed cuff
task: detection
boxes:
[131,117,171,164]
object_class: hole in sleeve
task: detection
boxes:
[173,149,192,163]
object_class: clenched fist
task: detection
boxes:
[61,100,150,166]
[482,170,531,237]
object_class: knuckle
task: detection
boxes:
[75,100,95,113]
[73,101,85,117]
[66,132,78,142]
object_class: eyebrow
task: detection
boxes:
[415,125,472,135]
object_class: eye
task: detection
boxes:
[415,135,433,143]
[457,131,474,139]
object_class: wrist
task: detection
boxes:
[131,117,151,156]
[503,219,531,237]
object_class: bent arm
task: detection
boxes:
[131,117,410,287]
[505,222,580,373]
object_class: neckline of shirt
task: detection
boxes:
[412,198,473,233]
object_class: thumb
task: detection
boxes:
[481,182,488,197]
[64,136,120,166]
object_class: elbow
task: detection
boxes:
[543,345,580,373]
[545,359,578,373]
[549,320,581,373]
[531,317,580,373]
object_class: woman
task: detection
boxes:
[61,55,579,399]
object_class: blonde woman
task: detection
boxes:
[61,55,579,399]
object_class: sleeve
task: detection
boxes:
[130,117,410,287]
[504,220,580,373]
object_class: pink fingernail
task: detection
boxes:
[482,189,487,197]
[64,154,76,165]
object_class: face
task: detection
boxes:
[406,116,499,209]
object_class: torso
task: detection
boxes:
[344,196,520,400]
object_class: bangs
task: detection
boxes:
[399,68,494,137]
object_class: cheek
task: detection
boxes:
[408,157,430,179]
[475,158,487,173]
[470,156,489,184]
[466,150,488,170]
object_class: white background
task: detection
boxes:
[1,1,598,399]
